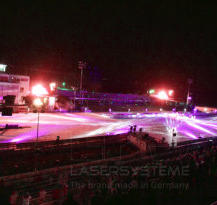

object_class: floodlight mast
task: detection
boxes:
[186,79,193,105]
[78,61,86,105]
[78,61,86,91]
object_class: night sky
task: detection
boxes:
[0,1,217,106]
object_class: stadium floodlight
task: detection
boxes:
[32,84,48,96]
[157,90,169,100]
[33,98,43,107]
[168,90,173,96]
[49,82,56,91]
[0,64,7,72]
[149,89,155,94]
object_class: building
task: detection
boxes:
[0,73,30,104]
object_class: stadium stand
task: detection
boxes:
[0,134,216,204]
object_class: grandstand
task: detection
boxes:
[57,90,150,104]
[0,134,216,204]
[57,89,151,112]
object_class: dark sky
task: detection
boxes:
[0,1,217,106]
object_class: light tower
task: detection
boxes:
[78,61,87,91]
[186,78,193,105]
[78,61,87,105]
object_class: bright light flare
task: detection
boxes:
[157,90,169,100]
[49,82,56,91]
[149,89,155,94]
[33,98,43,107]
[0,64,7,72]
[49,97,56,106]
[168,90,173,96]
[32,84,48,96]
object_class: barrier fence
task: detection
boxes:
[0,134,128,151]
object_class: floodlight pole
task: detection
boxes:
[80,66,83,91]
[35,108,40,172]
[186,85,190,104]
[186,79,192,105]
[78,61,86,105]
[36,110,40,144]
[79,61,86,91]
